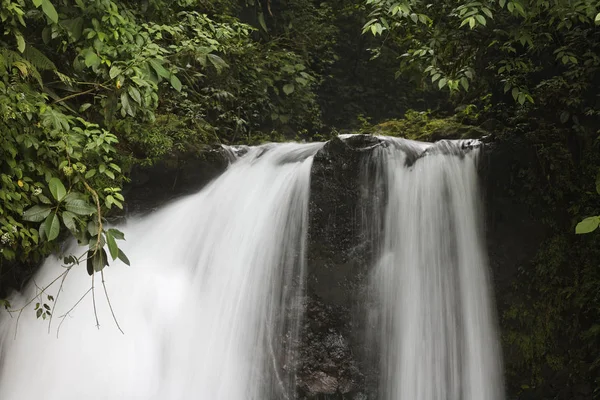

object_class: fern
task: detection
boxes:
[0,48,53,87]
[23,45,56,71]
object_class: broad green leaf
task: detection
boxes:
[62,17,84,40]
[475,15,486,26]
[38,194,52,204]
[258,12,268,32]
[121,92,134,116]
[460,77,469,91]
[511,87,519,100]
[86,250,94,275]
[33,0,43,6]
[44,212,60,241]
[575,216,600,234]
[79,103,92,112]
[109,66,122,79]
[148,59,170,78]
[469,17,475,29]
[48,177,66,201]
[207,54,228,73]
[91,248,108,273]
[128,86,142,104]
[39,221,47,241]
[108,228,125,240]
[170,74,182,92]
[15,33,25,53]
[109,163,121,173]
[63,192,86,203]
[41,0,59,24]
[87,220,99,236]
[106,231,118,260]
[438,78,447,89]
[283,84,295,95]
[61,210,77,232]
[513,2,525,16]
[84,51,100,68]
[23,205,51,222]
[596,13,600,24]
[117,249,130,266]
[65,199,96,215]
[431,73,440,82]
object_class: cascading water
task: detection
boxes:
[0,135,505,400]
[0,142,323,400]
[366,137,504,400]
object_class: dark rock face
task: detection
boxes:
[299,136,383,399]
[123,145,232,214]
[296,297,365,398]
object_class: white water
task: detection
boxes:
[0,142,322,400]
[0,136,504,400]
[368,138,504,400]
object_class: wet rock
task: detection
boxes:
[296,297,365,399]
[302,371,338,395]
[123,145,231,214]
[300,136,380,398]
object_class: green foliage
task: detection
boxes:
[0,0,335,291]
[575,171,600,234]
[362,109,488,141]
[576,216,600,234]
[363,0,600,105]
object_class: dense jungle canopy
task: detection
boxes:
[0,0,599,397]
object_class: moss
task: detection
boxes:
[361,110,489,142]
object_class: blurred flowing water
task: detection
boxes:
[366,138,504,400]
[0,137,503,400]
[0,142,323,400]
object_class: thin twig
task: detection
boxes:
[9,269,69,339]
[57,287,92,338]
[101,270,124,334]
[51,87,96,104]
[92,273,100,329]
[47,266,72,334]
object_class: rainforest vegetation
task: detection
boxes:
[0,0,599,397]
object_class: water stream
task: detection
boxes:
[0,137,503,400]
[367,138,503,400]
[0,142,322,400]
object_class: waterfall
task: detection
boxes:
[367,137,504,400]
[0,136,505,400]
[0,142,323,400]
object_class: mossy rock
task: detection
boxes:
[363,114,489,142]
